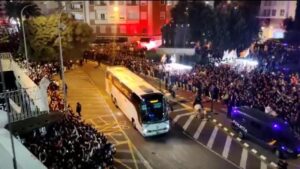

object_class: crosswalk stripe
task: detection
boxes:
[260,161,267,169]
[240,148,248,169]
[193,120,207,139]
[173,112,195,123]
[183,115,195,130]
[207,126,219,149]
[222,136,232,158]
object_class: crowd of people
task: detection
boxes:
[86,42,300,135]
[13,57,115,168]
[15,58,65,112]
[22,111,115,169]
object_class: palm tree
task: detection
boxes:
[5,1,41,32]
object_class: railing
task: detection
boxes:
[0,52,49,122]
[0,52,50,112]
[0,89,48,122]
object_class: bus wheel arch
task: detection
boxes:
[131,118,136,129]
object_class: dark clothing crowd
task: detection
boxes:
[86,43,300,135]
[14,58,115,168]
[22,112,115,169]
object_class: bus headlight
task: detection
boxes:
[166,124,170,131]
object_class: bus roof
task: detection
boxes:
[107,66,161,96]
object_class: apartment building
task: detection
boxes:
[0,1,7,26]
[257,1,297,40]
[54,0,176,43]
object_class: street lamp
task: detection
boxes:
[57,11,67,111]
[21,4,34,71]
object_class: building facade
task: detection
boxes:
[55,0,177,42]
[257,1,297,40]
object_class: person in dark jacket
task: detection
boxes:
[76,102,82,117]
[277,160,288,169]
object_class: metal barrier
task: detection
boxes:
[0,89,48,123]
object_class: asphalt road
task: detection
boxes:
[65,62,240,169]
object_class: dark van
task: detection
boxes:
[231,106,300,158]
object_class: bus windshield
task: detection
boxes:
[140,94,167,123]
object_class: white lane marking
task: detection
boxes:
[243,143,249,148]
[207,126,219,149]
[173,112,195,123]
[85,71,153,169]
[117,149,131,153]
[260,161,267,169]
[193,120,207,139]
[251,149,258,154]
[115,159,144,164]
[183,115,195,130]
[173,107,190,113]
[269,162,278,168]
[259,155,266,161]
[240,148,248,169]
[222,136,232,158]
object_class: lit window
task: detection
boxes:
[71,3,82,9]
[280,9,285,16]
[271,9,276,16]
[74,13,83,20]
[160,11,165,20]
[141,12,147,20]
[100,25,106,33]
[120,25,126,34]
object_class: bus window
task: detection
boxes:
[141,93,167,124]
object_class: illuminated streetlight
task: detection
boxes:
[113,6,119,12]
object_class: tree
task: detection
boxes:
[5,1,41,32]
[25,13,94,62]
[170,1,260,56]
[283,17,294,31]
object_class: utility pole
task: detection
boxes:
[21,4,34,71]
